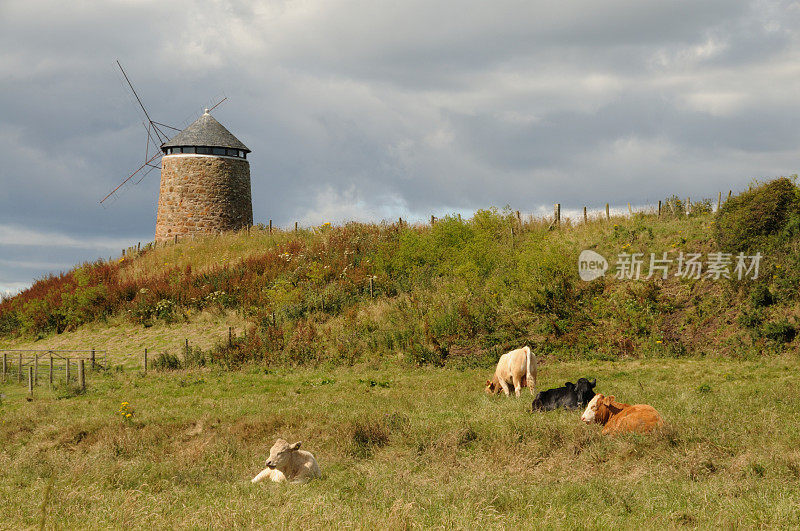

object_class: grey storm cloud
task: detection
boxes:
[1,0,799,293]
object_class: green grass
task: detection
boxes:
[2,356,800,528]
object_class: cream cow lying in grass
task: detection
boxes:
[251,439,321,484]
[485,345,537,397]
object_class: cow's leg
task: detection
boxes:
[498,378,511,396]
[512,374,522,397]
[270,469,287,483]
[251,468,273,483]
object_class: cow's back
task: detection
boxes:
[602,404,663,435]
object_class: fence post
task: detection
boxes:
[28,367,33,396]
[174,235,178,245]
[628,202,632,216]
[269,219,273,235]
[78,360,85,391]
[605,203,610,220]
[18,353,22,383]
[143,349,148,374]
[229,327,233,347]
[554,203,561,226]
[137,241,141,252]
[369,277,374,298]
[91,349,95,370]
[2,353,6,382]
[185,339,189,357]
[583,206,587,224]
[728,190,732,199]
[717,191,722,212]
[295,221,298,232]
[686,197,691,214]
[658,200,662,217]
[34,353,38,386]
[431,215,435,225]
[516,210,522,225]
[49,354,54,388]
[65,358,70,383]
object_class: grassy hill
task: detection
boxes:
[2,178,799,366]
[2,178,800,528]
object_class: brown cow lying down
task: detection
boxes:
[485,346,537,397]
[580,394,663,435]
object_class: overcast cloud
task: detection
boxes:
[1,0,799,294]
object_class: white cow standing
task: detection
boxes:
[484,346,537,397]
[251,439,321,484]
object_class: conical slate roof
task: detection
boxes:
[162,110,250,152]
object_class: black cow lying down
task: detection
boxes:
[531,378,596,412]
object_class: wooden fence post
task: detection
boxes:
[628,202,632,216]
[658,200,662,217]
[78,360,85,391]
[605,203,610,221]
[49,354,53,388]
[18,353,22,383]
[554,203,561,226]
[295,221,298,232]
[431,215,435,225]
[137,242,141,252]
[34,353,38,386]
[91,349,95,370]
[65,358,70,383]
[229,327,233,347]
[143,349,148,374]
[583,206,587,224]
[728,190,732,199]
[174,235,178,245]
[28,367,33,396]
[717,191,722,212]
[2,353,6,382]
[516,210,522,225]
[269,219,273,235]
[185,339,189,357]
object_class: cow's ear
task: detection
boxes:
[290,442,302,451]
[590,378,597,388]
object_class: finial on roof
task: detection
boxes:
[204,108,210,114]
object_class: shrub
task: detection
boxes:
[750,284,774,308]
[761,320,796,344]
[715,177,800,253]
[151,352,182,371]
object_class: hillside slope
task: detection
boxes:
[2,179,798,366]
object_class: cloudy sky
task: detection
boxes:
[1,0,799,294]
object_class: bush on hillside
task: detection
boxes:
[715,177,800,253]
[151,352,182,371]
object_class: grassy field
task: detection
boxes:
[2,355,800,528]
[0,310,249,369]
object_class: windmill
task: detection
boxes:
[100,61,226,205]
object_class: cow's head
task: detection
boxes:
[574,377,597,407]
[580,394,603,423]
[265,438,302,469]
[484,377,501,395]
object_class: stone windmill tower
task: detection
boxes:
[155,110,252,242]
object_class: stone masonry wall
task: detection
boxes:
[155,155,253,242]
